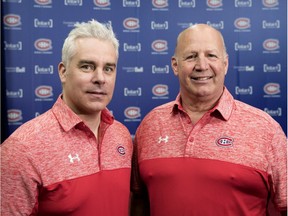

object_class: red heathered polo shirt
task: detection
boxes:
[1,95,133,216]
[132,88,287,216]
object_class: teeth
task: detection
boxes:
[193,77,211,81]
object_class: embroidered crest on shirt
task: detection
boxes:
[117,145,126,156]
[158,135,169,143]
[68,153,80,163]
[216,136,234,147]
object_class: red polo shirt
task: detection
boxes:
[1,96,133,216]
[132,88,287,216]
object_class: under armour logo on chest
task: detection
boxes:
[68,154,80,163]
[158,135,169,143]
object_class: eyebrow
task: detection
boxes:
[78,60,116,68]
[106,62,117,68]
[78,60,95,65]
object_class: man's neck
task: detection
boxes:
[79,112,101,138]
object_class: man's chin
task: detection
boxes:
[91,104,107,112]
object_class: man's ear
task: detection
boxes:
[171,56,179,76]
[224,55,229,76]
[58,62,67,82]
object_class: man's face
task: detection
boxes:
[59,37,117,116]
[171,25,228,102]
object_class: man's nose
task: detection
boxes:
[195,57,208,71]
[92,69,105,84]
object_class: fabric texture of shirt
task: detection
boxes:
[131,87,287,216]
[1,95,133,216]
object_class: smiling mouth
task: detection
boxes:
[191,76,213,81]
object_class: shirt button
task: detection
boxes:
[189,137,194,142]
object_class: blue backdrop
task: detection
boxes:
[1,0,287,142]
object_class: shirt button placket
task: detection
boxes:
[185,136,195,156]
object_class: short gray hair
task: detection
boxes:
[61,19,119,66]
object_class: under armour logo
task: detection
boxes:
[68,154,80,163]
[158,136,169,143]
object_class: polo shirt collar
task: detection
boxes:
[211,87,234,121]
[52,95,114,132]
[101,107,115,125]
[172,87,234,121]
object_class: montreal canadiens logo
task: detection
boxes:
[234,18,250,29]
[117,145,126,155]
[262,0,278,7]
[7,109,22,122]
[3,14,21,27]
[124,107,141,119]
[263,39,279,51]
[207,0,222,8]
[152,84,168,96]
[123,18,139,30]
[34,38,52,51]
[94,0,110,7]
[35,85,53,98]
[263,83,280,95]
[152,0,168,8]
[152,40,168,52]
[34,0,52,5]
[216,136,233,147]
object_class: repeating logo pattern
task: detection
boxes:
[2,0,286,136]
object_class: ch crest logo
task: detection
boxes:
[158,135,169,143]
[68,154,80,163]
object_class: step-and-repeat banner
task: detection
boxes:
[2,0,287,140]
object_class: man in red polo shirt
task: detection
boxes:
[130,24,287,216]
[1,20,133,216]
